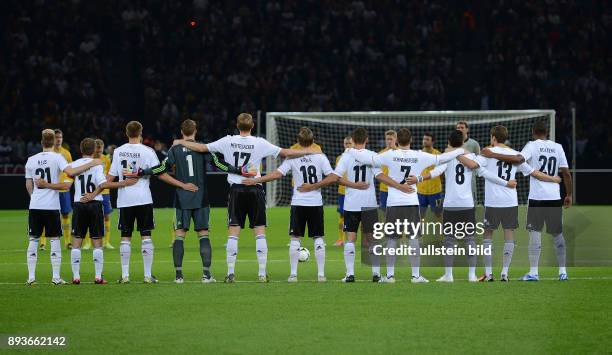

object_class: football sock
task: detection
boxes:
[483,239,493,276]
[344,241,355,276]
[71,248,81,279]
[501,241,514,276]
[40,235,46,246]
[50,239,62,279]
[553,233,567,274]
[27,238,39,280]
[289,239,300,276]
[314,237,325,277]
[255,235,268,276]
[199,236,212,277]
[103,219,111,244]
[61,215,70,246]
[408,238,420,278]
[120,241,131,278]
[226,236,238,275]
[93,247,103,279]
[386,238,397,278]
[173,236,184,278]
[141,239,154,278]
[528,231,542,275]
[443,236,456,277]
[466,238,477,278]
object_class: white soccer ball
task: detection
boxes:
[298,247,310,262]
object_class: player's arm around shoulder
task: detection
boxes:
[457,152,480,170]
[63,157,103,177]
[347,148,380,167]
[480,147,524,164]
[434,147,466,165]
[174,139,208,153]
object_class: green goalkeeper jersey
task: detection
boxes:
[147,141,240,209]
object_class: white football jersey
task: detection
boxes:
[109,143,160,208]
[433,153,477,208]
[475,146,534,207]
[25,151,68,210]
[277,154,333,206]
[207,135,281,185]
[348,148,465,207]
[70,158,107,202]
[333,150,381,211]
[520,139,568,200]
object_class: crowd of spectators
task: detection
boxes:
[1,0,610,169]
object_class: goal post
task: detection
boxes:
[266,110,555,207]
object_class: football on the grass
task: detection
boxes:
[298,247,310,262]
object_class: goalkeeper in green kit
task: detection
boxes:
[129,119,254,283]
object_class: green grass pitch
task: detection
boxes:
[1,206,611,354]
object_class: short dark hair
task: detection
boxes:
[490,125,508,143]
[351,127,368,144]
[80,138,96,155]
[297,127,314,147]
[126,121,143,138]
[397,128,412,146]
[423,131,434,140]
[448,130,464,148]
[54,129,63,136]
[533,121,548,136]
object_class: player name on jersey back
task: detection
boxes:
[348,148,461,207]
[110,143,160,208]
[70,158,107,202]
[333,150,380,211]
[521,139,568,200]
[377,149,444,206]
[167,144,209,209]
[278,154,333,206]
[476,146,534,207]
[25,152,68,210]
[207,135,281,185]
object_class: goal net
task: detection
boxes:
[265,110,555,207]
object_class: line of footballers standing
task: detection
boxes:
[24,114,571,284]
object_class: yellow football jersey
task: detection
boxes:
[417,148,442,195]
[289,142,322,152]
[100,154,111,195]
[378,147,397,192]
[54,146,73,192]
[335,155,345,195]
